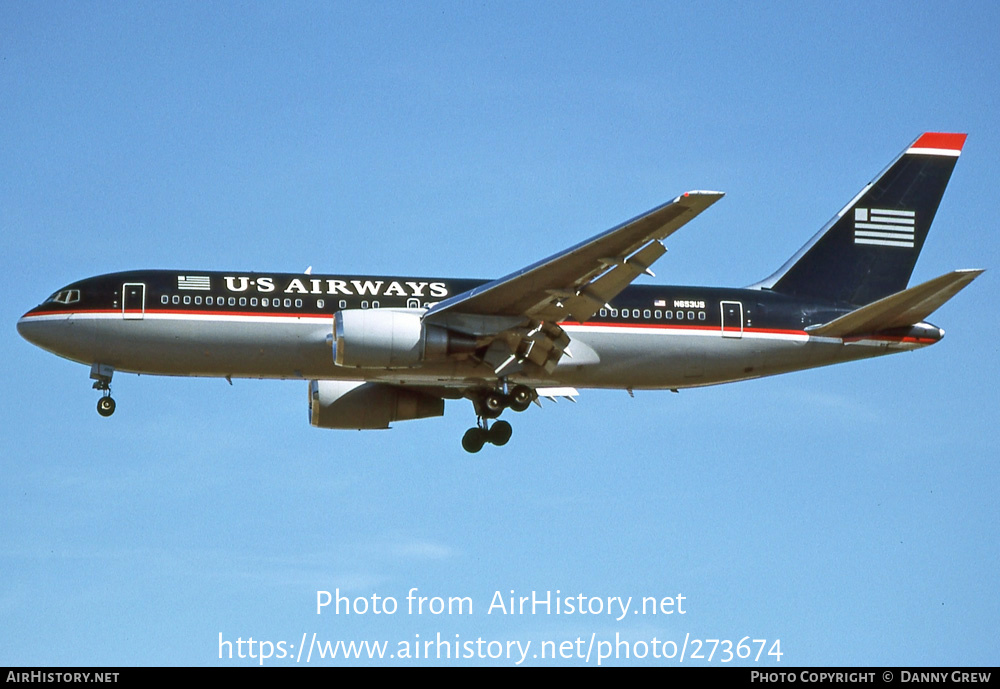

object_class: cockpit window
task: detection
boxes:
[46,289,81,305]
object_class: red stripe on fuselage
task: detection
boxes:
[559,320,809,336]
[20,310,934,344]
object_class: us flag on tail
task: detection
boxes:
[854,208,915,248]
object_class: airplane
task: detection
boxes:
[17,132,982,453]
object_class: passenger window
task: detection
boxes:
[676,311,684,320]
[643,309,651,318]
[283,298,291,308]
[361,300,369,309]
[610,308,618,317]
[195,296,202,305]
[262,298,269,307]
[295,299,302,308]
[172,295,180,305]
[687,311,695,320]
[317,299,325,309]
[250,298,258,306]
[599,308,607,317]
[699,312,706,321]
[339,300,347,309]
[239,297,247,306]
[183,295,191,305]
[229,297,236,306]
[654,310,661,318]
[161,295,169,305]
[372,300,379,309]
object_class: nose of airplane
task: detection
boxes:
[17,309,52,349]
[18,299,103,363]
[17,309,80,357]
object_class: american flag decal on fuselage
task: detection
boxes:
[854,208,915,248]
[177,275,211,290]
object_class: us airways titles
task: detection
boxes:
[221,276,450,299]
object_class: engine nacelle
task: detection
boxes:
[309,379,445,429]
[333,309,476,368]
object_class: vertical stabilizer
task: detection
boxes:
[755,133,966,306]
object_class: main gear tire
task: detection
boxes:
[462,428,487,453]
[488,420,512,446]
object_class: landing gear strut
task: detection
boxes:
[91,364,116,417]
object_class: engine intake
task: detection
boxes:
[333,309,476,368]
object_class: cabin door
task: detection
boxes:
[122,283,146,320]
[720,300,743,338]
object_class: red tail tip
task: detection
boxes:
[912,132,967,152]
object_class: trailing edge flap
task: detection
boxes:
[805,269,983,338]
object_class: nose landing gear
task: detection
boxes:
[91,364,116,417]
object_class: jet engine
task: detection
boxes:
[309,379,445,429]
[332,309,477,368]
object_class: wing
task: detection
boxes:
[424,190,724,375]
[426,191,723,324]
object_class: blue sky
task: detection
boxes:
[2,1,997,666]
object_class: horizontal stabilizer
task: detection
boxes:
[806,269,983,338]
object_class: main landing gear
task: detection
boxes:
[461,384,535,453]
[91,364,116,417]
[462,419,512,454]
